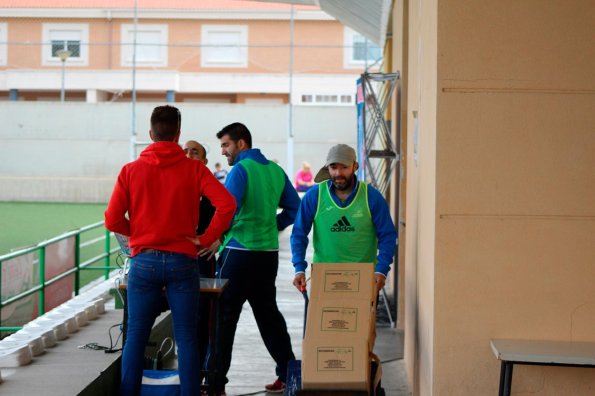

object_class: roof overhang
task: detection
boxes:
[241,0,392,48]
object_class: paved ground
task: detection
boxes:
[0,307,125,395]
[222,227,411,396]
[0,226,411,395]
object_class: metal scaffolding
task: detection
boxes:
[360,72,401,326]
[360,72,400,196]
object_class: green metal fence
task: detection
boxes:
[0,221,122,332]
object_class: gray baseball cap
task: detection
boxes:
[314,144,357,182]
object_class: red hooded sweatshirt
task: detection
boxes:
[104,141,236,257]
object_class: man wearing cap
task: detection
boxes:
[290,144,397,292]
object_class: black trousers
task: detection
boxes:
[198,254,216,381]
[213,248,295,390]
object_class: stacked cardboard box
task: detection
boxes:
[301,263,377,392]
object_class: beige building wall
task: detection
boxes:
[5,18,42,69]
[402,0,438,394]
[1,16,351,74]
[391,0,409,332]
[400,0,595,394]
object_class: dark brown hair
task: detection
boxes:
[216,122,252,148]
[150,105,181,141]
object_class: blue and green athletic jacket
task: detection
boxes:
[290,177,397,277]
[223,148,300,250]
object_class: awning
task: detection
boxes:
[242,0,391,48]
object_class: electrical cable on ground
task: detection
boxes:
[77,323,123,353]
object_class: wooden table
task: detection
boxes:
[199,278,229,395]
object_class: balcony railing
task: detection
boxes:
[0,221,122,333]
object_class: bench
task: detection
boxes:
[490,338,595,396]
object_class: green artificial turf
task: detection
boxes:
[0,202,121,331]
[0,202,107,255]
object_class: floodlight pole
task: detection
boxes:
[129,0,138,161]
[286,5,295,178]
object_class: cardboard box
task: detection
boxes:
[301,263,377,391]
[305,299,375,337]
[310,263,376,302]
[301,336,370,391]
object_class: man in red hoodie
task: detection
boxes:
[105,105,236,396]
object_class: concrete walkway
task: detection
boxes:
[0,227,411,395]
[223,227,411,396]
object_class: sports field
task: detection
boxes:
[0,202,107,256]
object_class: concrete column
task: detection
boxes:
[166,90,176,103]
[86,89,108,103]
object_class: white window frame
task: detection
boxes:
[343,27,382,69]
[121,24,168,67]
[298,93,354,106]
[339,94,354,104]
[42,23,89,66]
[201,25,248,68]
[0,23,7,66]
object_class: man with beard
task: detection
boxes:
[290,144,397,293]
[198,122,300,395]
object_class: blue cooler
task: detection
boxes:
[140,369,180,396]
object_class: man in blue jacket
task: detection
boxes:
[204,122,300,395]
[291,144,397,293]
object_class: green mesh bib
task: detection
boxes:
[313,181,377,263]
[223,159,285,250]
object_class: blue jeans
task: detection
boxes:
[120,251,201,396]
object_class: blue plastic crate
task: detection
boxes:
[284,359,302,396]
